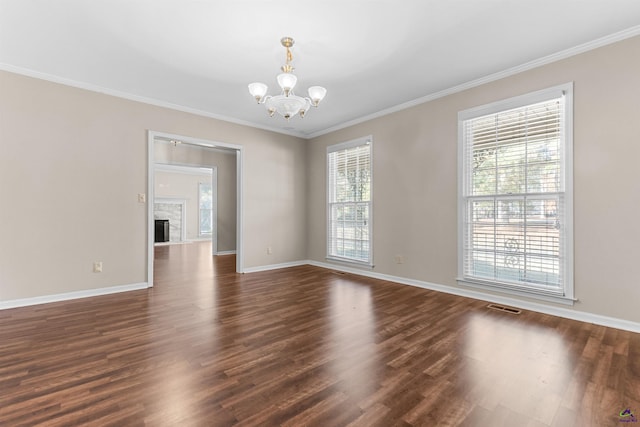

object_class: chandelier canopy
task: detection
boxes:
[248,37,327,120]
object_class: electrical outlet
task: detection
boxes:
[394,255,404,264]
[267,246,273,255]
[93,261,103,273]
[138,193,146,203]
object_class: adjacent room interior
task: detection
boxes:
[1,2,639,425]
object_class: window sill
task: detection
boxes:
[457,277,575,306]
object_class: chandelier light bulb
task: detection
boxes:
[308,86,327,106]
[277,73,297,97]
[248,82,268,103]
[247,37,327,120]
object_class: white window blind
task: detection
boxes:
[459,84,573,300]
[327,137,372,265]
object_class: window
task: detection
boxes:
[199,182,213,236]
[327,137,373,265]
[458,84,573,302]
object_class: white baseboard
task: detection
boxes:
[306,260,640,334]
[4,261,638,334]
[0,282,149,310]
[216,250,237,256]
[154,241,192,246]
[242,260,308,274]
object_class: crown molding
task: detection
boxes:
[2,25,638,141]
[306,25,640,139]
[0,63,307,139]
[154,163,213,176]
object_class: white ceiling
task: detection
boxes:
[1,1,639,138]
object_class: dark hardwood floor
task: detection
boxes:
[1,241,639,426]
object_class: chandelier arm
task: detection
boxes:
[254,95,272,105]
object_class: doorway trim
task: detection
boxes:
[147,130,244,287]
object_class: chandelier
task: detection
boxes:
[248,37,327,120]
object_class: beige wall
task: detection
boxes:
[0,70,306,301]
[154,143,237,252]
[2,35,639,326]
[307,35,640,323]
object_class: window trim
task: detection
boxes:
[457,83,574,305]
[326,136,374,267]
[198,181,214,238]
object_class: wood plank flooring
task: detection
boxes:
[1,241,639,426]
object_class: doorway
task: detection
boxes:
[147,131,243,287]
[153,197,187,243]
[153,163,216,247]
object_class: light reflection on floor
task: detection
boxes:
[462,312,572,424]
[328,278,378,400]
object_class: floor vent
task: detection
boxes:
[487,303,522,315]
[332,271,347,275]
